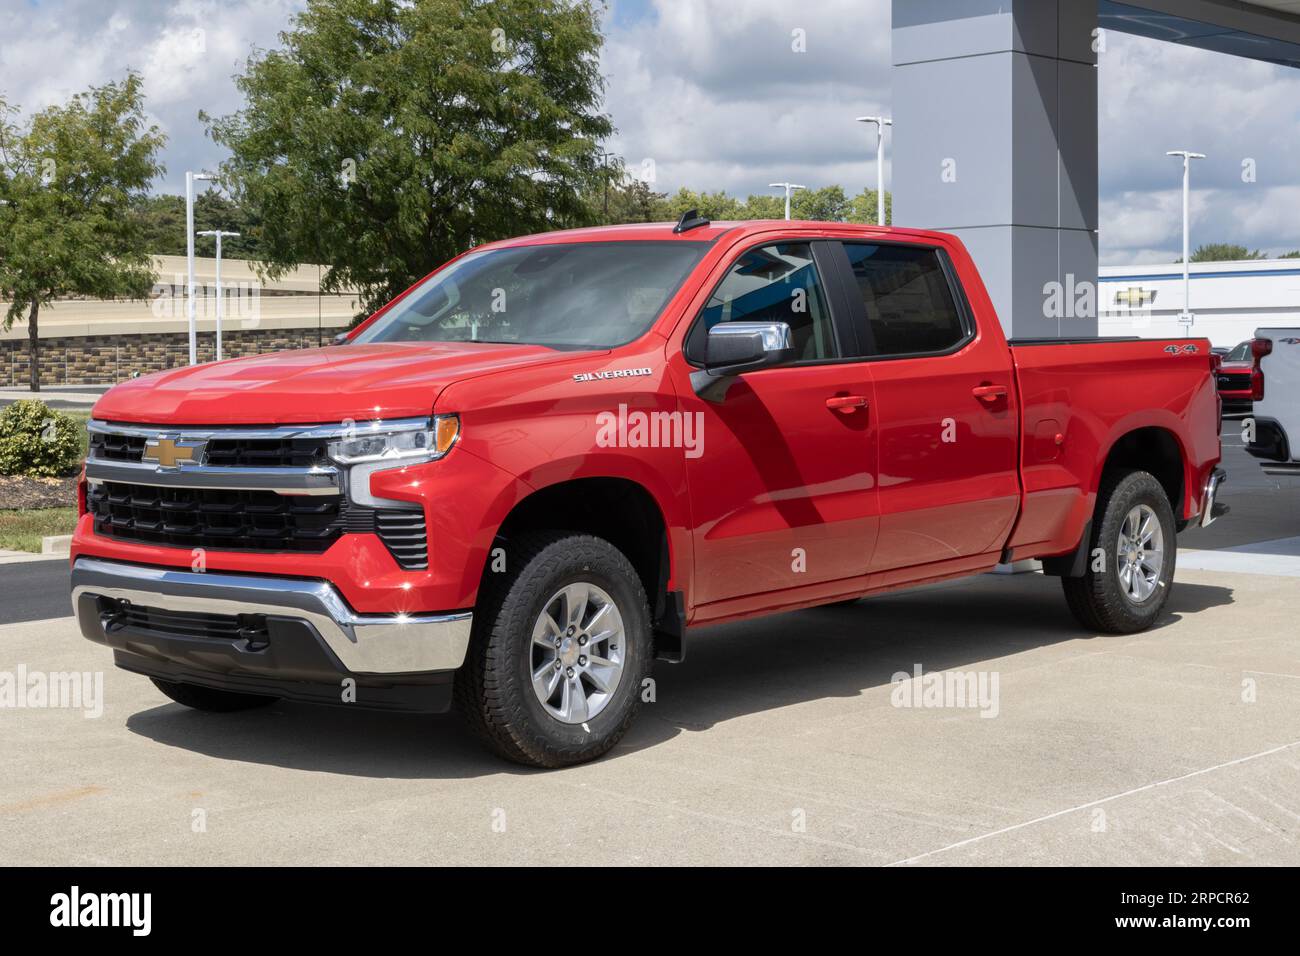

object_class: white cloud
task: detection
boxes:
[3,0,1298,261]
[0,0,304,192]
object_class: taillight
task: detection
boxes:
[1251,338,1271,401]
[1210,352,1223,373]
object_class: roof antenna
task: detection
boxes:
[673,208,710,234]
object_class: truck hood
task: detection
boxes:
[92,342,588,425]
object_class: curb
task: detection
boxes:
[40,534,73,556]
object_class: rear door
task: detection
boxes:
[834,240,1020,575]
[677,239,880,606]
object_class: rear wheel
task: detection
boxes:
[150,678,277,712]
[1062,469,1176,633]
[455,532,654,768]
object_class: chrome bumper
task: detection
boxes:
[1200,466,1228,528]
[70,558,471,675]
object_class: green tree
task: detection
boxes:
[1185,243,1267,263]
[1279,250,1300,259]
[132,190,265,259]
[206,0,612,318]
[0,74,164,391]
[847,187,891,225]
[655,187,744,223]
[790,185,851,222]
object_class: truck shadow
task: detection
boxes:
[124,573,1234,778]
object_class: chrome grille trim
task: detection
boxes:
[88,418,430,441]
[84,459,340,496]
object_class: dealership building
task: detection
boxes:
[1099,258,1300,347]
[893,0,1300,340]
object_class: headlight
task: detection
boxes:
[327,415,460,465]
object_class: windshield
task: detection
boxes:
[1226,341,1252,362]
[353,241,709,349]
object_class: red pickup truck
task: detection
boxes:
[71,218,1225,767]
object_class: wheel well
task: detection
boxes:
[491,477,673,633]
[1101,427,1185,516]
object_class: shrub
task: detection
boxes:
[0,400,84,477]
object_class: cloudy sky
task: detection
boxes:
[3,0,1300,264]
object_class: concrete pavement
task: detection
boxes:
[1,563,1296,866]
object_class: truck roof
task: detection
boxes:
[475,220,952,249]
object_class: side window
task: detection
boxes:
[690,242,838,363]
[843,243,967,356]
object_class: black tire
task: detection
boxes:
[455,532,654,768]
[1062,469,1177,634]
[150,678,277,712]
[822,598,862,608]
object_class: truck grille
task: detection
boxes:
[86,420,430,569]
[88,481,344,553]
[89,431,327,468]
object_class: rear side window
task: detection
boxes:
[690,242,838,363]
[843,243,966,356]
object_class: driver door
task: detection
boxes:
[676,239,879,608]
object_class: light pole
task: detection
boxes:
[856,115,892,226]
[1166,150,1205,328]
[598,150,615,224]
[768,182,806,221]
[186,171,216,364]
[197,230,240,361]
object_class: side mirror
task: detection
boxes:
[704,321,795,376]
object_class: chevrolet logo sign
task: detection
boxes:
[142,437,207,469]
[1115,286,1156,308]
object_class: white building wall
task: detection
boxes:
[1099,259,1300,347]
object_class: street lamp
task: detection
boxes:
[769,182,806,221]
[186,170,216,364]
[856,115,893,226]
[597,150,615,224]
[197,230,240,362]
[1166,149,1205,329]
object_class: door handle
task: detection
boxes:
[972,384,1008,403]
[826,395,869,414]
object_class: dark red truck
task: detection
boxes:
[71,218,1225,766]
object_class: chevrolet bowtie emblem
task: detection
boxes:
[143,437,207,469]
[1115,286,1156,308]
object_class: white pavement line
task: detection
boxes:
[1179,536,1300,576]
[886,739,1300,867]
[555,778,879,859]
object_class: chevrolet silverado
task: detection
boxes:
[70,217,1225,767]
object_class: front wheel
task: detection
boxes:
[1062,469,1177,633]
[455,532,654,768]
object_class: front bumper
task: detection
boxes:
[71,558,472,711]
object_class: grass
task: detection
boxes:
[65,409,91,459]
[0,507,77,553]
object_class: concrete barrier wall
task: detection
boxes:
[0,326,339,388]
